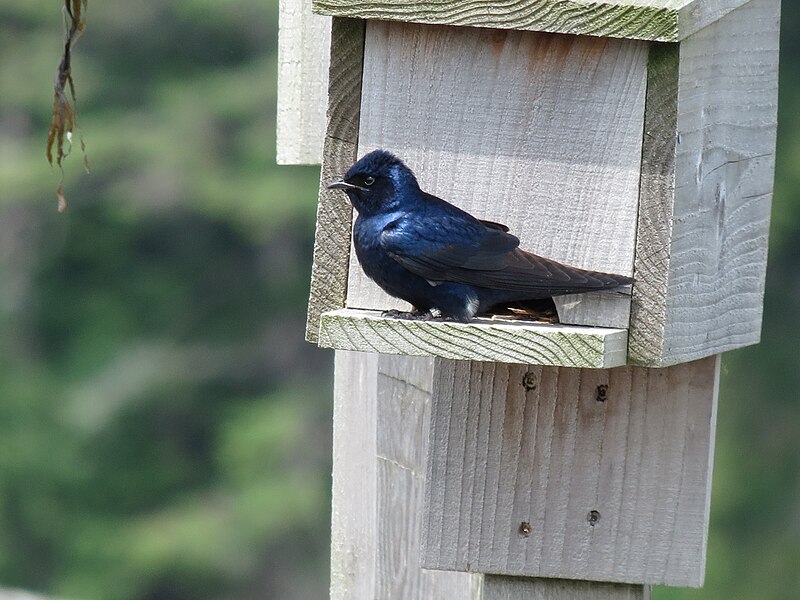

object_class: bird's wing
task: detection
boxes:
[381,213,521,276]
[382,214,632,295]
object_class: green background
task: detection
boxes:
[0,2,797,599]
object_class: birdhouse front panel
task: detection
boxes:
[346,21,648,330]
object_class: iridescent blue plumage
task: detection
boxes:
[328,150,633,321]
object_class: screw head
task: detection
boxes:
[587,510,601,526]
[522,372,538,391]
[596,384,608,402]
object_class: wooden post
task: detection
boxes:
[277,0,780,598]
[330,351,481,598]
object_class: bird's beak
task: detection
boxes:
[327,180,366,192]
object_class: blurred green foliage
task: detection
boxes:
[1,2,330,599]
[0,1,797,600]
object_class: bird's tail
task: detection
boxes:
[476,248,633,298]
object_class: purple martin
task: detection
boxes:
[328,149,633,322]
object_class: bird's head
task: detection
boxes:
[327,149,418,216]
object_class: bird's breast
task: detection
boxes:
[353,213,403,251]
[353,213,428,299]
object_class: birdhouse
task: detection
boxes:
[277,0,778,596]
[284,0,780,369]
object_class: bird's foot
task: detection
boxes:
[419,308,469,323]
[380,308,467,323]
[381,309,422,320]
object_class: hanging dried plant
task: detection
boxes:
[46,0,89,213]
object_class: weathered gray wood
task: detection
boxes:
[330,351,378,598]
[276,0,331,164]
[330,351,480,599]
[347,21,645,329]
[305,18,365,343]
[627,43,679,366]
[307,0,778,363]
[313,0,750,42]
[319,308,628,368]
[422,355,720,587]
[629,0,779,366]
[552,290,633,331]
[482,576,650,600]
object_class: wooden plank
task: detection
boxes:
[347,21,646,329]
[627,42,679,365]
[313,0,751,43]
[319,308,628,368]
[422,355,720,587]
[482,576,650,600]
[552,290,633,331]
[276,0,331,164]
[330,351,480,599]
[305,18,365,343]
[629,0,779,366]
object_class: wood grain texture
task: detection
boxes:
[627,43,679,365]
[552,290,633,331]
[305,18,365,343]
[319,308,628,368]
[313,0,751,42]
[330,351,480,599]
[330,351,379,599]
[422,355,720,586]
[482,576,649,600]
[629,0,779,366]
[347,21,646,329]
[276,0,331,164]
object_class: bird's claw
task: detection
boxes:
[418,311,466,323]
[381,309,421,320]
[380,308,467,323]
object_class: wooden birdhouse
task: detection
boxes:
[277,0,778,597]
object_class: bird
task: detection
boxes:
[328,149,633,322]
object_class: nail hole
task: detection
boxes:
[587,510,601,526]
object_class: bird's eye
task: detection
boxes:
[363,176,375,186]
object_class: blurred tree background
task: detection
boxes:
[0,2,796,600]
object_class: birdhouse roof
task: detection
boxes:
[312,0,754,42]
